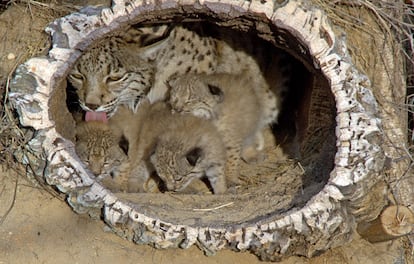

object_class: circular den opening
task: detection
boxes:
[9,1,384,261]
[63,20,335,225]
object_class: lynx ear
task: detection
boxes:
[118,135,129,155]
[185,147,203,167]
[137,37,169,61]
[125,24,174,61]
[207,84,224,103]
[167,76,178,88]
[139,24,174,46]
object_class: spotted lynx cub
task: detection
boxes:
[75,121,127,177]
[168,72,278,184]
[110,100,227,194]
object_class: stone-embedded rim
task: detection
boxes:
[9,0,385,259]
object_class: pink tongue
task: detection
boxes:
[85,111,108,123]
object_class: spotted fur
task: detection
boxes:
[168,72,277,185]
[67,26,165,116]
[68,23,290,125]
[112,100,227,194]
[75,121,126,177]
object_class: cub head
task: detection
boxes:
[150,138,204,192]
[168,74,224,119]
[75,122,115,175]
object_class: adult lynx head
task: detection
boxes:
[67,25,170,120]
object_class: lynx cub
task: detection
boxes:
[168,72,278,184]
[111,100,227,194]
[75,121,127,177]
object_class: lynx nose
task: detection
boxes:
[171,97,183,112]
[86,103,100,111]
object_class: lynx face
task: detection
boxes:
[75,121,126,176]
[168,74,223,119]
[68,43,155,119]
[150,141,205,192]
[67,26,172,120]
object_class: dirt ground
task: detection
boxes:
[0,166,409,264]
[0,1,412,264]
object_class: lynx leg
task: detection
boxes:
[255,131,265,151]
[205,164,227,194]
[241,130,266,164]
[100,160,130,192]
[224,145,242,187]
[128,161,151,192]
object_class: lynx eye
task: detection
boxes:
[70,72,84,80]
[174,176,183,182]
[106,75,125,83]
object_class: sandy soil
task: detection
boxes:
[0,166,409,264]
[0,167,270,264]
[0,2,412,264]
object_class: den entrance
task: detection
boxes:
[65,20,336,225]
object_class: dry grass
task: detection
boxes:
[2,0,414,229]
[0,0,78,170]
[313,1,413,46]
[0,1,78,214]
[313,0,414,86]
[0,67,26,170]
[0,1,412,262]
[5,0,79,16]
[312,1,414,258]
[0,0,412,194]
